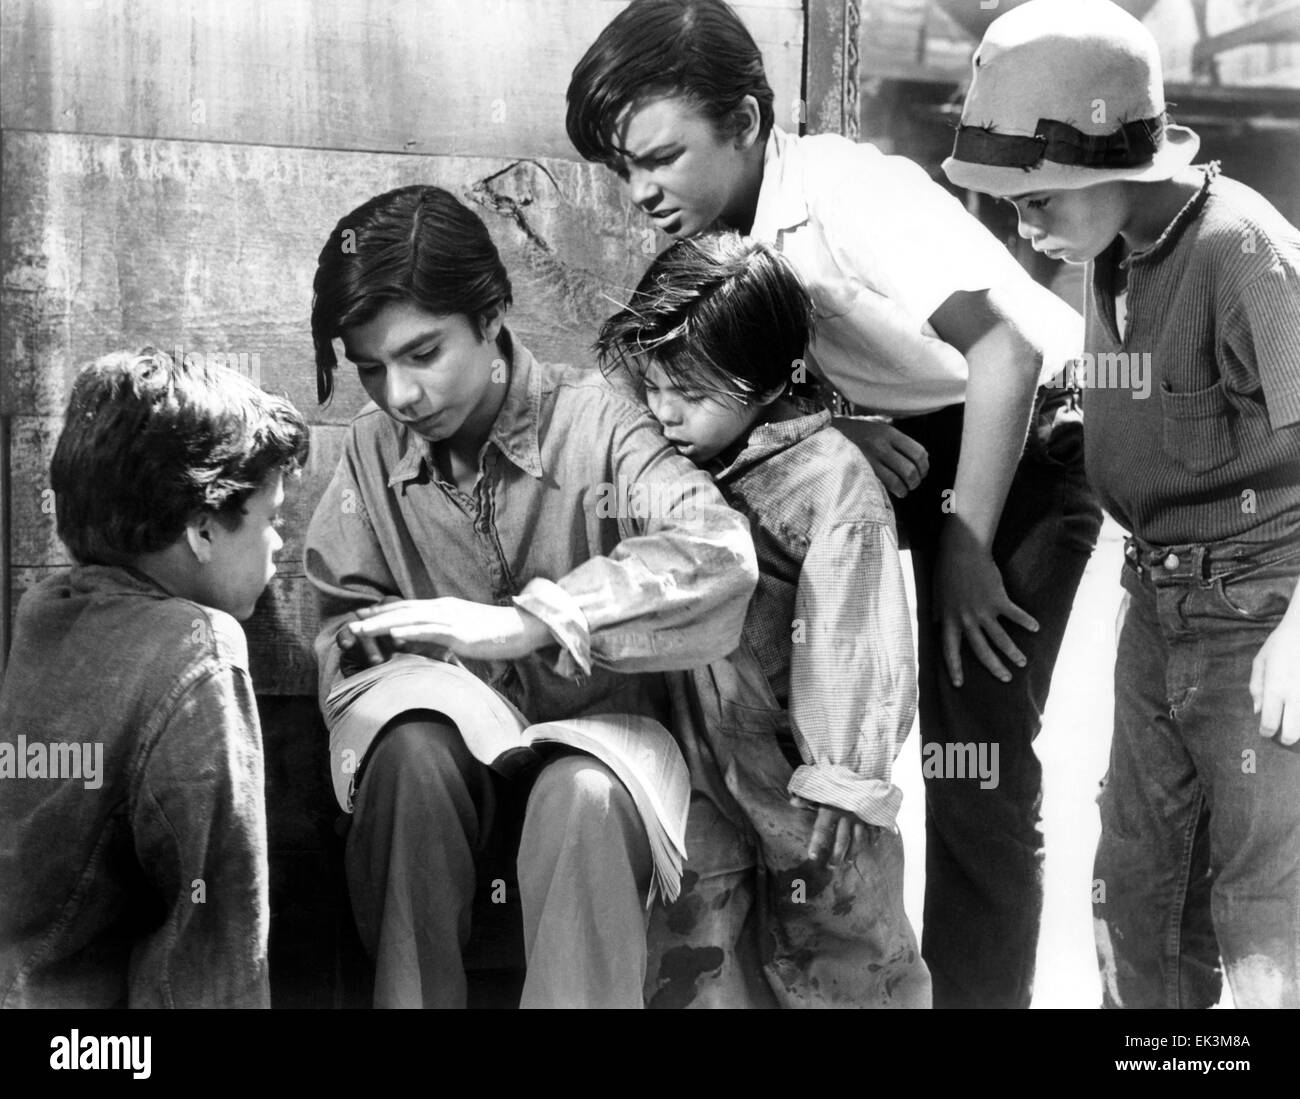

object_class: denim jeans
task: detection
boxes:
[892,386,1103,1008]
[1094,534,1300,1008]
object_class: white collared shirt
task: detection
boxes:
[750,126,1058,417]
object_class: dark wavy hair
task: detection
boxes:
[51,348,310,566]
[311,185,513,404]
[595,231,813,404]
[566,0,775,167]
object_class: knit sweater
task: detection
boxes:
[1083,164,1300,545]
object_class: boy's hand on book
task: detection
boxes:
[1251,613,1300,746]
[347,598,552,661]
[833,418,929,499]
[791,796,875,867]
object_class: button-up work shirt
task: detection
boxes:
[0,566,270,1008]
[749,126,1070,417]
[304,333,759,750]
[703,403,916,828]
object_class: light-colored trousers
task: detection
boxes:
[345,718,652,1008]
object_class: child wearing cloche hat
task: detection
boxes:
[947,0,1300,1010]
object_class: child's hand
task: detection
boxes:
[790,796,876,867]
[346,598,552,662]
[833,418,930,499]
[337,597,403,668]
[935,522,1038,688]
[1251,614,1300,745]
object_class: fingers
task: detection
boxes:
[1258,678,1285,742]
[886,427,930,481]
[872,462,911,500]
[877,438,926,495]
[963,620,1012,683]
[851,822,868,860]
[942,616,965,689]
[831,816,853,865]
[1281,702,1299,747]
[1253,647,1299,746]
[807,808,836,865]
[338,623,388,666]
[944,594,1041,687]
[980,617,1026,671]
[1000,599,1041,635]
[1250,650,1265,716]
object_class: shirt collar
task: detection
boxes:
[708,398,831,482]
[750,126,810,239]
[1122,162,1220,270]
[387,328,545,487]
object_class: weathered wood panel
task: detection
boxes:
[1,131,692,421]
[1,0,804,161]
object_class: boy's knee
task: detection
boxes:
[524,755,637,838]
[360,714,469,794]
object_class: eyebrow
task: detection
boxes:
[344,328,444,364]
[612,140,681,164]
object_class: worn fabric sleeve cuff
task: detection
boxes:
[788,763,903,831]
[513,577,593,679]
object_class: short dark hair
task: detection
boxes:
[51,348,310,566]
[311,185,513,404]
[595,231,813,404]
[566,0,775,166]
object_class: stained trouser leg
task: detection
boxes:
[516,752,654,1008]
[345,716,493,1008]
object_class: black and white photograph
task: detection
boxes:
[0,0,1297,1075]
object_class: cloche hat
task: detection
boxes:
[942,0,1200,196]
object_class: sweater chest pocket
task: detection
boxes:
[1159,379,1239,475]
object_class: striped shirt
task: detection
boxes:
[705,402,917,829]
[1084,164,1300,544]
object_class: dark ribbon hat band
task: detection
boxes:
[952,115,1166,170]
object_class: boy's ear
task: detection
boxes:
[754,381,787,408]
[731,95,763,150]
[184,513,216,564]
[478,306,506,344]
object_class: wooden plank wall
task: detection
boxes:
[1,0,805,694]
[0,0,806,1005]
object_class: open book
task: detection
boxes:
[324,653,690,904]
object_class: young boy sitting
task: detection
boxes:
[0,349,309,1007]
[944,0,1300,1009]
[597,232,930,1007]
[304,184,758,1008]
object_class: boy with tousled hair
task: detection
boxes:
[0,349,308,1007]
[599,232,929,1007]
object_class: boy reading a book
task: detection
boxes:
[0,349,309,1007]
[943,0,1300,1008]
[304,185,758,1008]
[597,232,930,1007]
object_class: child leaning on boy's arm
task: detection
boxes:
[596,231,916,869]
[781,462,917,865]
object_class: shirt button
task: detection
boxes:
[1164,553,1180,569]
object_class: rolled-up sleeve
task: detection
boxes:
[516,407,759,678]
[786,517,916,830]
